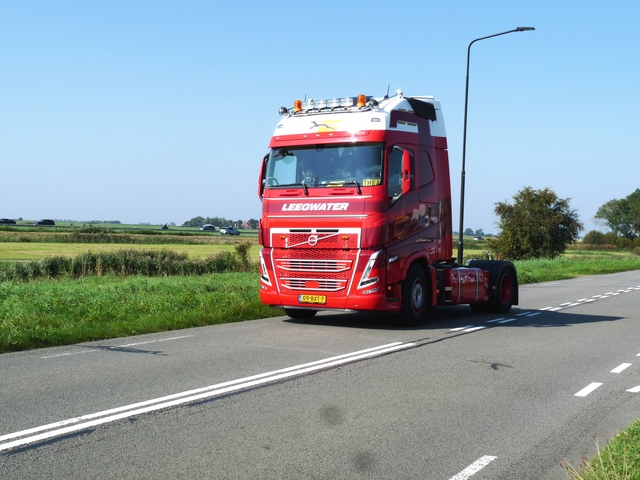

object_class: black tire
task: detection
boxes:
[487,265,516,313]
[284,308,317,320]
[399,264,428,327]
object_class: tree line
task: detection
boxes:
[182,216,259,229]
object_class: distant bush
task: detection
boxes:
[0,248,257,282]
[582,230,606,245]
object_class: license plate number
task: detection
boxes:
[298,294,326,304]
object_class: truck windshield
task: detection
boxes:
[265,143,383,189]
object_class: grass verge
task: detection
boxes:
[0,273,276,353]
[563,419,640,479]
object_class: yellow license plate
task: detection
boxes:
[298,294,326,304]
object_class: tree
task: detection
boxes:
[463,228,474,236]
[594,189,640,240]
[247,218,259,229]
[474,228,485,237]
[491,186,583,260]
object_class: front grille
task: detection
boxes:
[276,259,352,273]
[270,228,361,297]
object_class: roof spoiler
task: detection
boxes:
[406,98,437,122]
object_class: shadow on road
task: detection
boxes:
[284,306,625,332]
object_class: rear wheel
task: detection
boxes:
[399,264,428,327]
[488,266,516,313]
[284,308,317,320]
[468,260,517,314]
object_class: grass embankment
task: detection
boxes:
[0,245,268,352]
[0,273,274,352]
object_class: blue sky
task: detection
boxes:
[1,1,638,233]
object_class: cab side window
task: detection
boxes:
[387,146,414,199]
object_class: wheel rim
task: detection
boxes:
[499,274,512,304]
[412,279,424,313]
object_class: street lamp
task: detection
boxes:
[457,27,535,264]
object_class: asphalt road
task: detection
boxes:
[2,270,640,479]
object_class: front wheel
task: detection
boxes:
[284,308,317,320]
[399,264,428,327]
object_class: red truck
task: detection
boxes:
[257,91,517,326]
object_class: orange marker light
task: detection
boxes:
[357,94,366,107]
[293,100,302,112]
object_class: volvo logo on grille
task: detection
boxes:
[308,235,318,246]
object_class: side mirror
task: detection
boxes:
[258,153,268,199]
[401,149,411,195]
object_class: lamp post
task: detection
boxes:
[457,27,535,264]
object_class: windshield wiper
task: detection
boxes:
[342,180,362,195]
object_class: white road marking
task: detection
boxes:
[627,385,640,393]
[449,455,497,480]
[463,326,486,333]
[526,312,541,317]
[486,318,505,323]
[574,382,603,397]
[539,307,553,311]
[41,335,196,359]
[610,363,632,374]
[450,326,475,332]
[1,342,415,452]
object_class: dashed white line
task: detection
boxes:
[450,325,474,332]
[486,318,505,323]
[449,455,497,480]
[627,385,640,393]
[463,326,486,333]
[610,363,632,374]
[497,318,516,324]
[575,382,603,397]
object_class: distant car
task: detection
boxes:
[199,224,216,231]
[220,227,240,235]
[473,236,484,241]
[36,219,55,226]
[0,218,16,225]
